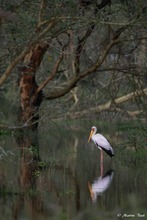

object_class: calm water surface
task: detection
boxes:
[0,120,147,220]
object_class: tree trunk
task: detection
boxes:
[18,42,48,130]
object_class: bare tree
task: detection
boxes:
[0,0,147,129]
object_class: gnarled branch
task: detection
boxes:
[0,20,56,86]
[46,37,119,100]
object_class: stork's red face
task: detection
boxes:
[88,128,94,143]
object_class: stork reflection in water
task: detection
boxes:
[88,169,114,202]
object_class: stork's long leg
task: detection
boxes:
[100,150,103,176]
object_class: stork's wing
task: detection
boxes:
[95,134,111,150]
[93,133,114,156]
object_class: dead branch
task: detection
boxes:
[0,109,48,130]
[75,26,94,75]
[115,108,143,118]
[38,0,45,24]
[36,52,64,94]
[36,0,50,31]
[46,37,120,100]
[48,87,147,119]
[72,87,147,117]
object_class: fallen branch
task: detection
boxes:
[73,87,147,117]
[48,87,147,119]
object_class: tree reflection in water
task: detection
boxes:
[11,129,81,220]
[12,130,44,219]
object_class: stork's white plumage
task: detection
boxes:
[88,126,114,158]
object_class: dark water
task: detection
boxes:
[0,120,147,220]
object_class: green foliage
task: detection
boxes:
[0,129,13,136]
[37,160,47,168]
[24,145,39,158]
[118,121,147,149]
[33,170,40,177]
